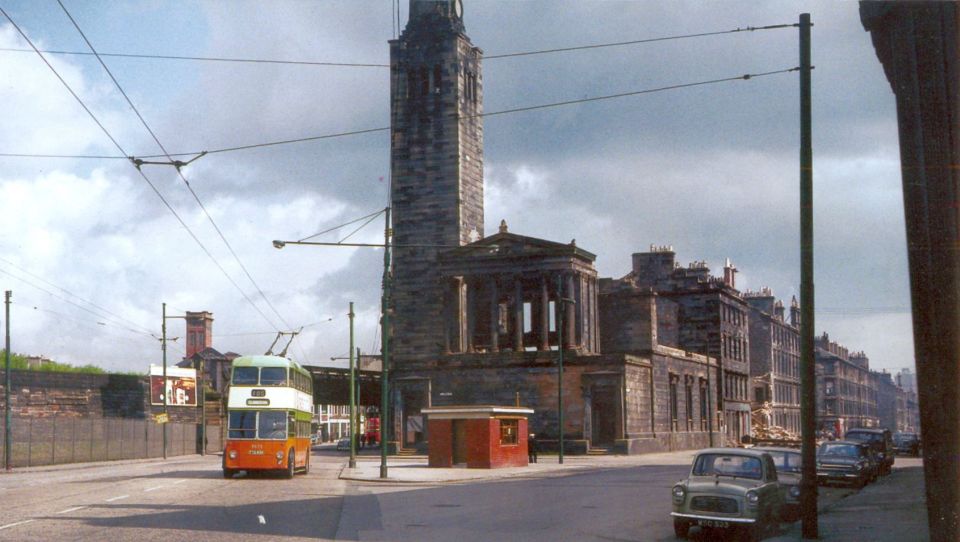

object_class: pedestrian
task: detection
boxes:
[527,433,538,463]
[360,433,366,449]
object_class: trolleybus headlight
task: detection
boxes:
[228,450,237,459]
[276,451,284,460]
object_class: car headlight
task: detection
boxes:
[746,490,760,506]
[789,486,801,498]
[672,485,686,504]
[228,450,237,459]
[276,451,284,460]
[854,462,864,471]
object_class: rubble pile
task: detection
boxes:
[751,401,799,441]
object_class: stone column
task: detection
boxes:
[489,277,499,353]
[513,277,524,352]
[539,275,550,351]
[465,278,476,353]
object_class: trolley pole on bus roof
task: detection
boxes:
[348,302,357,469]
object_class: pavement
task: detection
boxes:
[338,449,929,541]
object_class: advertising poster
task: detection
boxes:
[149,365,198,406]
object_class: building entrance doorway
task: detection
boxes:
[590,385,619,446]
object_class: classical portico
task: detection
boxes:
[438,221,600,356]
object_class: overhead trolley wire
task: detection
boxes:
[0,65,799,161]
[0,6,281,333]
[0,255,155,335]
[58,0,294,333]
[0,22,797,67]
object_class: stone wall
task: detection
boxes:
[0,369,199,423]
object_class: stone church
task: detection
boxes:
[387,0,721,454]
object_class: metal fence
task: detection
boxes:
[0,417,223,468]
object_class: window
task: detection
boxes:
[260,367,287,386]
[685,380,694,430]
[699,380,708,430]
[669,374,679,431]
[258,411,287,440]
[499,419,518,445]
[232,367,258,385]
[228,411,256,439]
[433,64,442,92]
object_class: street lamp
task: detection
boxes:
[274,207,394,479]
[555,277,575,465]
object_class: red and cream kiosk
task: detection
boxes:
[421,406,534,468]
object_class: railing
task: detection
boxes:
[0,416,223,468]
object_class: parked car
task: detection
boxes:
[816,441,876,488]
[845,428,894,475]
[671,448,782,541]
[335,437,351,451]
[754,446,802,522]
[310,433,320,446]
[893,432,920,456]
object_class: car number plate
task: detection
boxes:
[697,519,730,528]
[248,450,264,455]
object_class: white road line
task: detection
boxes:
[0,520,35,531]
[57,506,86,514]
[144,485,165,492]
[105,495,129,502]
[171,479,188,485]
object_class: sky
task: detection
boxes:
[0,0,913,375]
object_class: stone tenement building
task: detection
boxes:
[815,333,879,434]
[386,1,720,454]
[618,247,752,443]
[745,288,801,435]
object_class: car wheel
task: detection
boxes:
[222,468,235,479]
[284,450,295,479]
[302,453,310,475]
[672,518,690,539]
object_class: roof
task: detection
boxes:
[438,230,596,262]
[695,447,772,458]
[231,355,307,372]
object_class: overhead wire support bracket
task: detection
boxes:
[129,151,207,171]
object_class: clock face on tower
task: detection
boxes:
[452,0,463,19]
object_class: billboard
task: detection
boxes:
[150,365,198,406]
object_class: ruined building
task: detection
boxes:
[745,288,801,435]
[387,1,719,454]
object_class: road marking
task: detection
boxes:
[0,520,35,531]
[144,485,165,492]
[57,506,86,514]
[258,515,266,525]
[105,495,129,502]
[171,479,188,486]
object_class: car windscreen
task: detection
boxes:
[766,451,802,473]
[232,367,259,385]
[259,367,287,386]
[819,443,862,457]
[846,432,881,443]
[693,454,763,480]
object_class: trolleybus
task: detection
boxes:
[223,355,313,478]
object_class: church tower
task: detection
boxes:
[390,0,484,364]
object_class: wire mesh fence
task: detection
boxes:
[0,416,223,468]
